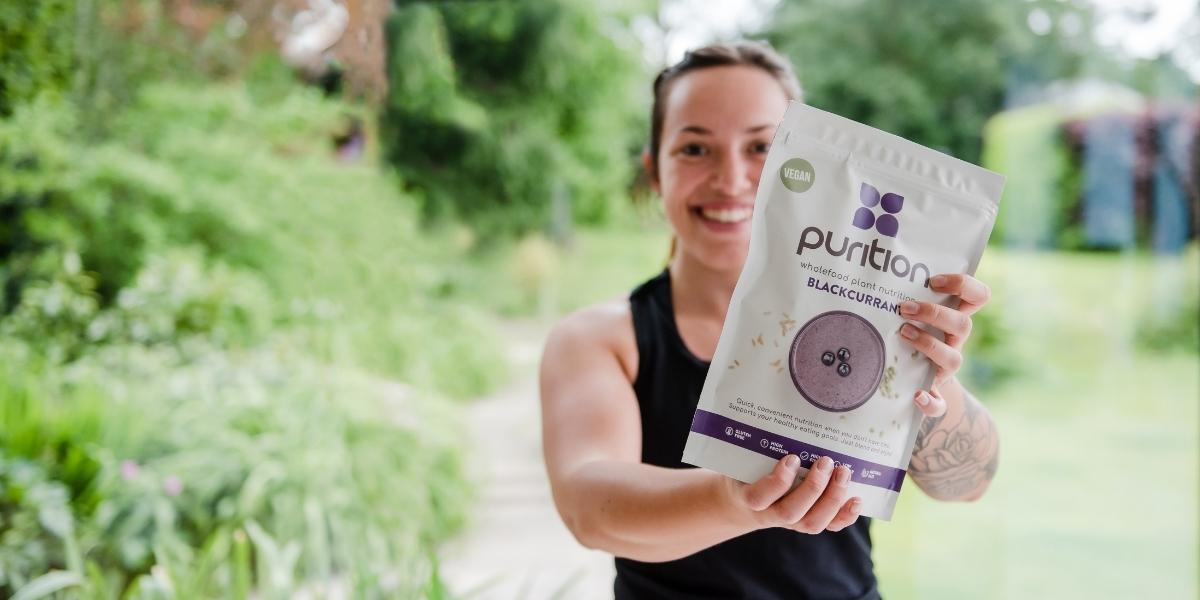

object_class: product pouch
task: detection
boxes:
[681,102,1005,520]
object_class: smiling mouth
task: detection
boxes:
[693,206,752,224]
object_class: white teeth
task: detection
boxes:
[699,207,752,223]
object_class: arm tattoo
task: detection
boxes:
[909,394,999,499]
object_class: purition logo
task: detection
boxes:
[852,183,903,237]
[779,158,816,193]
[794,182,931,287]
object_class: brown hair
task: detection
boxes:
[648,41,803,261]
[647,40,803,181]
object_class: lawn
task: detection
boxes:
[872,248,1199,599]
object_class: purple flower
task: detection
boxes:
[163,475,183,497]
[120,460,140,481]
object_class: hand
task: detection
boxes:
[717,454,860,534]
[898,273,991,418]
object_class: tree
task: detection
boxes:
[381,0,650,236]
[760,0,1094,163]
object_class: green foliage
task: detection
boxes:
[380,0,647,235]
[1,84,505,396]
[0,364,108,522]
[1136,247,1200,353]
[0,0,75,116]
[1,338,472,597]
[1136,292,1200,354]
[959,294,1024,391]
[0,98,237,305]
[763,0,1092,163]
[981,104,1075,249]
[0,454,79,595]
[0,76,504,595]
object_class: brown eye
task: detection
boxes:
[751,142,770,154]
[679,143,708,157]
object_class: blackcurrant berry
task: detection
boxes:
[837,347,851,362]
[837,362,851,377]
[821,351,836,366]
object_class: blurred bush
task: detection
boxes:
[0,5,506,591]
[1,81,505,395]
[982,105,1080,249]
[1,336,472,597]
[380,0,648,236]
[0,0,76,116]
[1136,257,1200,354]
[960,295,1026,392]
[0,454,80,593]
[764,0,1094,163]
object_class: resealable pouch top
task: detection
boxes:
[681,102,1005,520]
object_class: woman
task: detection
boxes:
[539,41,999,599]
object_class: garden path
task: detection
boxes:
[437,320,616,600]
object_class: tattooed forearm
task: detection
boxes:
[909,389,999,500]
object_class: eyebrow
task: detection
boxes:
[680,124,774,135]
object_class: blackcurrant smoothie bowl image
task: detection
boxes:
[788,310,885,412]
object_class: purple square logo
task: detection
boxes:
[852,183,903,237]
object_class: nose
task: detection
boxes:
[711,148,753,197]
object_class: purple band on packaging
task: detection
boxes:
[689,408,906,493]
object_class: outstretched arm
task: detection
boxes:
[540,305,860,563]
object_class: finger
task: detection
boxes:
[740,454,801,511]
[824,497,862,533]
[900,300,972,341]
[766,456,835,526]
[785,465,852,534]
[928,273,991,315]
[899,323,963,378]
[914,389,947,418]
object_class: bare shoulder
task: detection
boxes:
[542,295,638,383]
[540,294,643,476]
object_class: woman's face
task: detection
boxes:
[648,65,791,273]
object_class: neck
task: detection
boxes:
[668,252,741,321]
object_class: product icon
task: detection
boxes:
[853,183,904,237]
[788,311,885,412]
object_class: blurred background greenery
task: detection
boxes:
[0,0,1196,598]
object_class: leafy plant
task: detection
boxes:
[380,0,647,235]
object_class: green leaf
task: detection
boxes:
[11,570,84,600]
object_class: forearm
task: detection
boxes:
[558,460,756,562]
[908,377,999,501]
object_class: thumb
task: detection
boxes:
[741,454,801,511]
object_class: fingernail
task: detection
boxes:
[931,275,947,288]
[835,466,850,484]
[900,324,919,340]
[784,454,799,469]
[916,391,930,406]
[900,301,918,315]
[815,456,832,472]
[849,498,861,515]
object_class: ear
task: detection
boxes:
[640,147,660,195]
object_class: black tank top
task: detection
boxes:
[614,269,880,600]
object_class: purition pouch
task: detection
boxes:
[681,102,1005,520]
